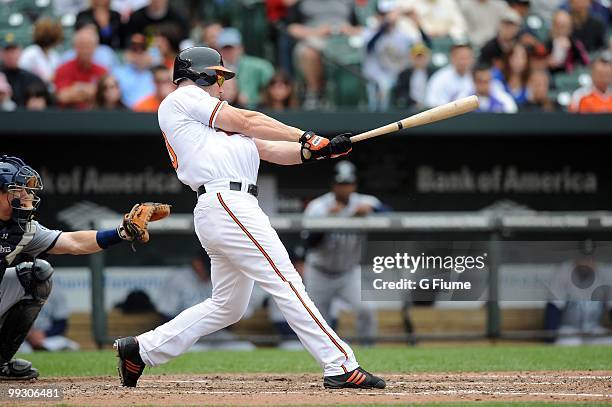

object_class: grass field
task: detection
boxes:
[11,344,612,406]
[18,344,612,377]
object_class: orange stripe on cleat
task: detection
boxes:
[355,374,367,385]
[347,370,359,383]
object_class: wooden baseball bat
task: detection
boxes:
[350,95,479,143]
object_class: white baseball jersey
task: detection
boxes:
[158,85,260,191]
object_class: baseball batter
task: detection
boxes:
[114,47,386,390]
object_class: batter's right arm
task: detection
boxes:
[216,104,303,142]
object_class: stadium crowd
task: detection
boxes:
[0,0,609,113]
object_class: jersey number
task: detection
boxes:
[162,131,178,170]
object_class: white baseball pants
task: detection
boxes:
[137,190,359,376]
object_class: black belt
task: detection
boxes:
[197,181,258,197]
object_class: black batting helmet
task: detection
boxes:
[173,46,235,86]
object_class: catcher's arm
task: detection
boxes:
[48,202,171,255]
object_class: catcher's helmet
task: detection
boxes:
[0,155,42,225]
[173,47,235,86]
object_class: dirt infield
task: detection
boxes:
[3,371,611,406]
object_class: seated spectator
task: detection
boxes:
[24,82,54,110]
[1,38,46,107]
[154,22,182,71]
[132,65,174,112]
[287,0,361,108]
[54,27,108,109]
[18,17,64,85]
[113,33,155,108]
[495,43,530,105]
[569,55,611,113]
[24,286,79,352]
[60,23,121,70]
[520,69,560,112]
[467,63,517,113]
[399,0,467,41]
[393,43,434,109]
[565,0,606,52]
[506,0,545,53]
[218,28,274,109]
[362,3,421,111]
[259,70,299,110]
[94,74,126,109]
[76,0,124,49]
[425,42,474,107]
[200,21,223,50]
[0,73,16,111]
[265,0,298,74]
[547,10,589,74]
[479,8,523,69]
[458,0,510,50]
[126,0,189,43]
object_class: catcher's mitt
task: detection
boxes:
[120,202,171,243]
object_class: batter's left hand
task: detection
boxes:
[330,133,352,158]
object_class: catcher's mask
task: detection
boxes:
[0,155,42,228]
[173,46,235,87]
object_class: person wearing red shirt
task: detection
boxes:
[54,27,107,109]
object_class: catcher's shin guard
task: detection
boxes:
[0,298,46,365]
[114,336,145,387]
[323,367,386,389]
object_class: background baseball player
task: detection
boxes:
[304,161,387,343]
[114,46,386,390]
[0,155,167,380]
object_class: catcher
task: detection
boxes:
[0,155,169,380]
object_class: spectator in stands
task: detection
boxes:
[467,63,517,112]
[218,28,274,109]
[153,23,182,71]
[565,0,606,52]
[265,0,298,74]
[18,17,64,85]
[506,0,545,54]
[362,2,422,111]
[94,74,126,109]
[496,43,530,105]
[1,39,46,107]
[393,43,433,109]
[399,0,467,41]
[520,69,560,112]
[569,55,612,113]
[24,82,54,111]
[287,0,361,109]
[24,286,79,352]
[113,33,155,108]
[530,0,564,27]
[0,72,16,111]
[126,0,189,43]
[259,70,299,110]
[54,27,107,109]
[479,8,523,69]
[132,65,173,112]
[76,0,124,49]
[546,10,590,74]
[200,21,223,50]
[60,23,120,70]
[425,42,474,107]
[458,0,510,50]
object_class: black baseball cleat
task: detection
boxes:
[0,359,39,380]
[114,336,145,387]
[323,367,386,389]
